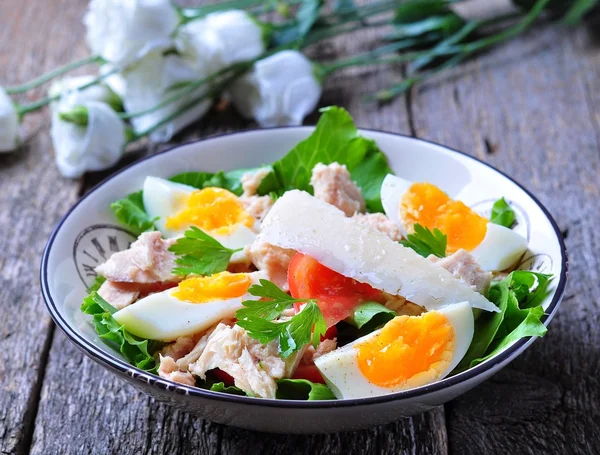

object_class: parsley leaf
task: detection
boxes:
[276,378,336,400]
[257,106,393,212]
[490,197,516,228]
[452,271,552,374]
[237,302,326,358]
[81,291,163,372]
[168,226,240,276]
[235,280,326,358]
[400,223,447,258]
[236,279,310,320]
[110,191,157,235]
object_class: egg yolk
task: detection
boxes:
[399,183,487,253]
[356,312,455,389]
[172,272,252,303]
[165,187,255,235]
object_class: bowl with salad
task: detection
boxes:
[41,106,567,433]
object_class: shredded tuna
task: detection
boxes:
[241,168,271,196]
[310,162,365,216]
[158,355,195,386]
[430,249,492,295]
[240,195,274,221]
[97,280,140,310]
[95,231,179,284]
[302,339,338,365]
[161,336,196,360]
[189,323,285,398]
[352,213,403,242]
[247,238,296,290]
[176,325,220,370]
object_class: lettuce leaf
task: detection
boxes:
[350,301,397,332]
[169,168,264,196]
[276,378,336,400]
[209,382,247,396]
[110,191,157,235]
[257,106,393,212]
[453,271,552,374]
[81,291,162,372]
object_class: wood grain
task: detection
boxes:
[0,1,89,454]
[19,2,449,454]
[410,23,600,455]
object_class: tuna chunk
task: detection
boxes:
[161,336,196,360]
[302,339,337,365]
[95,231,179,283]
[247,238,296,290]
[176,325,219,370]
[430,249,492,296]
[241,168,271,196]
[240,195,274,221]
[188,323,286,399]
[352,213,403,242]
[158,355,196,386]
[310,162,365,216]
[97,280,140,310]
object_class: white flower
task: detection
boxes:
[0,87,19,153]
[229,51,322,127]
[177,10,267,74]
[119,49,211,142]
[49,75,122,113]
[51,99,126,178]
[84,0,179,67]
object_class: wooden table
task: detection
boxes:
[1,1,598,454]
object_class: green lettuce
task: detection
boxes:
[110,191,157,235]
[257,106,393,212]
[81,291,163,372]
[453,271,552,374]
[350,301,397,333]
[209,382,247,396]
[490,197,516,228]
[276,378,336,400]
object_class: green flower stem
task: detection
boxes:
[16,67,119,117]
[374,0,551,102]
[178,0,288,22]
[118,62,250,120]
[562,0,599,25]
[5,55,103,94]
[128,68,246,141]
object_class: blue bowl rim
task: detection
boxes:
[40,126,568,409]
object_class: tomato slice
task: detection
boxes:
[288,253,383,327]
[211,368,235,386]
[291,364,326,384]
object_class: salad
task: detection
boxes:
[81,107,552,400]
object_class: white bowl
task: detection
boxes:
[40,127,567,434]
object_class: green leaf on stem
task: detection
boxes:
[400,224,447,258]
[490,197,516,228]
[257,106,393,212]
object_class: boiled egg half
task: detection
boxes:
[315,301,474,398]
[380,174,527,271]
[113,271,265,341]
[143,176,257,261]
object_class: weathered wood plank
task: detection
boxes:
[26,3,449,454]
[409,24,600,454]
[0,0,91,454]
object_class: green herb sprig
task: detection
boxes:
[400,223,447,258]
[235,279,327,357]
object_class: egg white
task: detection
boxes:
[142,176,257,262]
[314,301,474,399]
[470,222,528,271]
[259,190,498,312]
[113,271,266,341]
[380,174,528,272]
